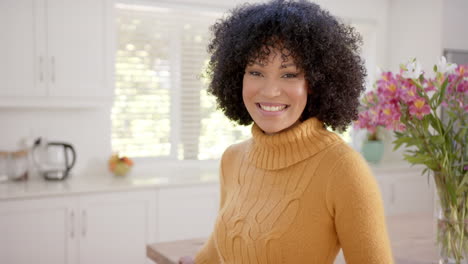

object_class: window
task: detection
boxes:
[112,3,251,160]
[111,3,377,160]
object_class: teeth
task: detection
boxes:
[259,104,286,112]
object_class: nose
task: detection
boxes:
[260,78,281,98]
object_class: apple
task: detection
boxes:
[108,154,133,176]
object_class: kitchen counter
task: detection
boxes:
[0,168,219,201]
[0,161,422,201]
[147,213,438,264]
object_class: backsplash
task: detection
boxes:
[0,107,111,178]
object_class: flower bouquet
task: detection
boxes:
[356,57,468,263]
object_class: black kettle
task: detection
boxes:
[33,138,77,180]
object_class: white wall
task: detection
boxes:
[0,107,111,178]
[387,0,443,73]
[442,0,468,51]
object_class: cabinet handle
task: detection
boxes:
[70,211,75,238]
[50,56,55,83]
[82,210,87,237]
[39,56,44,82]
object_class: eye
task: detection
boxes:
[282,73,298,78]
[248,71,262,77]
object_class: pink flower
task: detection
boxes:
[380,71,394,82]
[363,91,377,106]
[378,80,399,100]
[379,102,402,130]
[400,83,418,103]
[456,65,467,77]
[456,79,468,94]
[409,98,431,119]
[355,110,382,133]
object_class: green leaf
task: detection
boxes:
[392,136,421,151]
[404,153,432,164]
[446,181,458,205]
[447,110,458,120]
[430,135,445,146]
[393,136,411,150]
[455,127,467,143]
[422,117,429,131]
[427,114,444,134]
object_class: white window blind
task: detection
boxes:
[112,3,251,160]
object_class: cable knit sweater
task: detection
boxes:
[195,117,393,264]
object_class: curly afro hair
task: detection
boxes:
[206,0,366,131]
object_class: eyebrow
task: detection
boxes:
[280,63,296,69]
[251,62,297,69]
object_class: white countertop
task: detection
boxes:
[0,161,422,201]
[0,168,219,201]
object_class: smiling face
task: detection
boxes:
[242,49,308,134]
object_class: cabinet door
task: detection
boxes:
[46,0,111,98]
[0,0,46,97]
[157,184,220,242]
[373,167,434,216]
[78,190,156,264]
[0,197,78,264]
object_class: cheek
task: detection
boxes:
[289,83,308,106]
[242,77,256,101]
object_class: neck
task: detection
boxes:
[247,117,343,170]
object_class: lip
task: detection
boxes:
[256,102,289,116]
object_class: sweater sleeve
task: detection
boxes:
[194,148,230,264]
[326,151,394,264]
[194,234,219,264]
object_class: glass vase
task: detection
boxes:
[437,208,468,264]
[434,171,468,264]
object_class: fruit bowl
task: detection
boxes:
[108,154,134,176]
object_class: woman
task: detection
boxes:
[180,0,393,263]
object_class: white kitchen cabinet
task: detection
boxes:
[78,190,157,264]
[0,196,78,264]
[156,184,220,242]
[0,0,46,98]
[373,165,434,216]
[0,0,113,107]
[0,189,156,264]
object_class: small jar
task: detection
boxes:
[9,149,29,181]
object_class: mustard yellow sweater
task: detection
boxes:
[195,117,393,264]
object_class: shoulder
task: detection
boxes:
[324,143,381,214]
[319,139,364,166]
[220,138,252,163]
[325,142,375,187]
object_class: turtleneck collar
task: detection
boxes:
[246,117,343,170]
